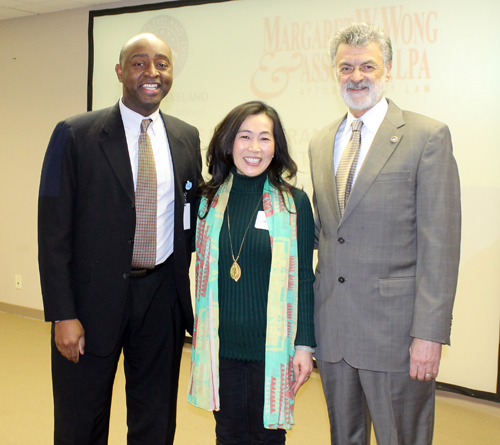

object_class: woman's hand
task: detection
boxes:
[291,350,314,395]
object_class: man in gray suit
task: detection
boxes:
[309,23,461,444]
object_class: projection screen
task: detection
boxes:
[90,0,500,399]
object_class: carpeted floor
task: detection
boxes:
[1,311,499,444]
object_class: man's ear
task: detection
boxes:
[385,61,392,81]
[115,64,123,82]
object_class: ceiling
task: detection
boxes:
[0,0,121,21]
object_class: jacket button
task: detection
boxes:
[128,238,134,245]
[123,273,129,279]
[338,237,345,244]
[131,202,135,208]
[338,277,345,283]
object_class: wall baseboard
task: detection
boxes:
[0,302,44,320]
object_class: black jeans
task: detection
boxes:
[214,358,287,445]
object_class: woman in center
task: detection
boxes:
[188,101,316,445]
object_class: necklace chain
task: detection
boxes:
[227,196,263,282]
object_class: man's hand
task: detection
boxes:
[291,350,314,395]
[54,319,85,363]
[409,338,442,381]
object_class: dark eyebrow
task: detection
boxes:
[339,58,378,66]
[155,53,171,61]
[237,129,272,136]
[130,53,171,61]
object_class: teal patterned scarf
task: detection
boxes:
[188,174,299,430]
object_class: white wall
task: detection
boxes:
[0,8,89,311]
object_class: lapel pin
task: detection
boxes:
[185,181,193,191]
[390,136,399,143]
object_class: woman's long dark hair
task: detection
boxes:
[199,101,298,217]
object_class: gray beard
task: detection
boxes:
[339,77,386,111]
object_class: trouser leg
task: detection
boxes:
[359,369,435,445]
[214,359,250,445]
[317,359,371,445]
[51,325,121,445]
[124,258,185,445]
[247,361,286,445]
[215,359,286,445]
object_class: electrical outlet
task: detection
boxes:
[15,274,22,289]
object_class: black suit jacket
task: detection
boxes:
[38,103,201,356]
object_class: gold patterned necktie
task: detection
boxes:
[336,119,363,217]
[131,119,157,269]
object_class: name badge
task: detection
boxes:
[254,211,268,230]
[183,203,191,230]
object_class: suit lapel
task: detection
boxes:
[161,113,185,202]
[318,117,345,224]
[340,100,405,224]
[161,112,193,237]
[100,103,135,203]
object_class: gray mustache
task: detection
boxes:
[345,81,370,90]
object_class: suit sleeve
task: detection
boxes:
[308,143,322,250]
[38,121,78,322]
[411,123,461,345]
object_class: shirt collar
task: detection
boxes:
[343,96,389,136]
[119,98,162,136]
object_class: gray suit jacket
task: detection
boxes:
[308,99,461,372]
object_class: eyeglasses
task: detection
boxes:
[337,64,381,77]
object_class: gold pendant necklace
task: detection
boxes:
[227,196,263,282]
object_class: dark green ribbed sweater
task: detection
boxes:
[218,170,316,362]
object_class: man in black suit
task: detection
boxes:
[38,33,202,444]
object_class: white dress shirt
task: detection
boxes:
[334,97,389,185]
[119,99,175,265]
